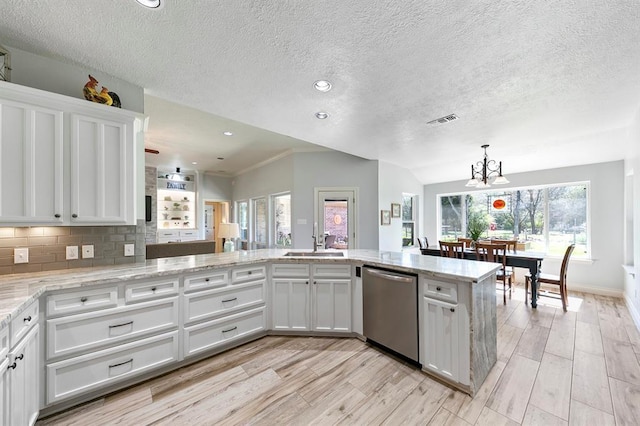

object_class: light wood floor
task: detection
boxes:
[38,286,640,425]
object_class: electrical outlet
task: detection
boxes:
[82,245,94,259]
[66,246,79,260]
[14,248,29,264]
[124,243,135,257]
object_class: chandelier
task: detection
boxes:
[465,144,509,188]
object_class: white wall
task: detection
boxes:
[5,45,144,113]
[424,161,625,294]
[292,151,379,250]
[624,106,640,324]
[378,161,424,252]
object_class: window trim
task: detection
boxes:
[436,180,591,259]
[271,191,292,248]
[402,193,417,248]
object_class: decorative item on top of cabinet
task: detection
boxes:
[0,44,11,81]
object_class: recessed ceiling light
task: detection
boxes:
[191,162,197,165]
[217,157,225,160]
[223,131,233,136]
[315,112,329,119]
[135,0,163,8]
[314,80,332,92]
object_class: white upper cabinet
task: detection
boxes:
[0,99,64,223]
[70,114,134,224]
[0,81,141,225]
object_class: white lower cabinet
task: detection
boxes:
[183,307,266,357]
[272,277,310,331]
[9,324,40,426]
[46,331,179,404]
[272,263,352,332]
[421,296,460,382]
[0,356,8,426]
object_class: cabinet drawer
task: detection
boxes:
[184,281,265,325]
[312,264,352,278]
[423,279,458,303]
[124,276,179,304]
[232,265,266,283]
[184,269,229,292]
[271,263,309,278]
[47,285,118,317]
[183,307,265,358]
[10,299,39,346]
[0,325,8,360]
[47,297,179,359]
[46,331,179,404]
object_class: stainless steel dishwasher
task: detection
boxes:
[362,266,419,364]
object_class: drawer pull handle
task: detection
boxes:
[72,213,78,218]
[436,286,442,291]
[205,278,210,282]
[222,326,237,333]
[23,316,32,323]
[305,281,309,285]
[450,308,455,313]
[80,297,88,303]
[15,354,24,361]
[109,359,133,369]
[109,321,134,329]
[248,271,252,275]
[222,297,238,303]
[54,213,61,218]
[151,287,157,292]
[7,362,16,370]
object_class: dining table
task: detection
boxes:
[421,246,545,308]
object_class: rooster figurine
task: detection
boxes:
[83,75,99,101]
[95,86,113,106]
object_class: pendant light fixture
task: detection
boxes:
[465,144,509,188]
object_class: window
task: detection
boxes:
[252,197,267,249]
[272,192,291,247]
[237,200,248,242]
[402,193,416,247]
[438,183,589,258]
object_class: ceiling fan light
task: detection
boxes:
[476,181,491,189]
[465,178,479,187]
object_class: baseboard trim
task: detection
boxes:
[625,294,640,330]
[567,284,624,298]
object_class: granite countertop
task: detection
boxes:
[0,249,500,329]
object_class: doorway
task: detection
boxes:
[315,188,357,249]
[204,201,229,253]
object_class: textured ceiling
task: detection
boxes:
[1,0,639,183]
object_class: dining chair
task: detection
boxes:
[457,237,473,249]
[439,241,464,258]
[475,242,513,304]
[525,244,575,312]
[490,238,518,281]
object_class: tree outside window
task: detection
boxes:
[402,194,416,247]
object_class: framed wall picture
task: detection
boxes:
[391,203,401,218]
[381,210,391,225]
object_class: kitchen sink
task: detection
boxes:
[283,251,345,257]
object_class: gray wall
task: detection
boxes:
[5,45,144,113]
[378,161,424,252]
[423,161,625,294]
[292,151,379,250]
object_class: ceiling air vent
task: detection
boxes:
[427,114,459,125]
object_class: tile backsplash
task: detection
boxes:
[0,220,146,275]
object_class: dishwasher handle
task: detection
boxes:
[365,268,414,283]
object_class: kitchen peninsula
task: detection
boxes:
[0,249,499,421]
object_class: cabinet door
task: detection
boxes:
[9,324,39,426]
[0,100,63,224]
[70,113,134,224]
[0,357,9,426]
[272,278,309,331]
[422,297,459,382]
[313,279,351,332]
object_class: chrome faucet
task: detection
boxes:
[312,234,323,252]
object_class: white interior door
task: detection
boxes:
[315,189,357,249]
